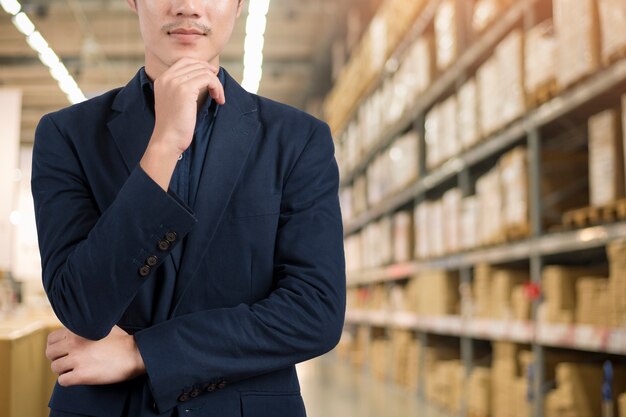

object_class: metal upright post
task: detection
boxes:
[528,127,545,417]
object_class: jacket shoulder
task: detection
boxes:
[40,87,122,128]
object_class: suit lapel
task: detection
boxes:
[106,71,154,173]
[168,69,260,317]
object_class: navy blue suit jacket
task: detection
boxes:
[31,67,346,417]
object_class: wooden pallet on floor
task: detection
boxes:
[562,199,626,229]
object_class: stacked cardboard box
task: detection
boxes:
[423,346,460,402]
[407,270,460,316]
[608,240,626,327]
[428,360,465,414]
[491,342,526,417]
[478,57,500,137]
[525,20,557,101]
[391,329,419,389]
[473,263,495,318]
[575,276,610,326]
[434,0,458,71]
[553,0,601,89]
[458,78,481,149]
[620,392,626,417]
[545,363,626,417]
[468,367,491,417]
[588,109,625,207]
[388,132,420,194]
[491,269,529,320]
[425,103,442,170]
[511,284,532,321]
[443,188,462,254]
[497,29,526,127]
[344,234,362,274]
[352,176,367,216]
[500,146,529,237]
[370,336,390,381]
[461,196,480,250]
[598,0,626,65]
[541,266,606,324]
[392,210,413,263]
[476,166,504,245]
[472,0,501,33]
[351,326,370,367]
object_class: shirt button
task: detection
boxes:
[158,240,170,251]
[138,265,151,277]
[178,392,190,402]
[146,255,158,266]
[178,154,183,161]
[190,388,201,398]
[205,383,216,392]
[165,231,178,243]
[217,380,226,389]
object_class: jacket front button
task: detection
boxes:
[138,265,151,277]
[178,392,190,402]
[165,231,178,243]
[146,255,158,266]
[158,240,170,251]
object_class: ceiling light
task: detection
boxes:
[2,1,86,105]
[12,11,34,35]
[0,0,20,15]
[26,31,48,53]
[242,0,270,94]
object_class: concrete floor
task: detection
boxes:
[298,355,451,417]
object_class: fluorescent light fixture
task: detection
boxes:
[39,47,60,67]
[0,0,20,15]
[248,0,270,16]
[242,0,270,94]
[2,1,86,104]
[12,11,34,35]
[26,31,48,53]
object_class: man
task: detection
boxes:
[31,0,345,416]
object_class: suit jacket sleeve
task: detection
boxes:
[133,121,346,413]
[31,113,198,340]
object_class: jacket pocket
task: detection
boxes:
[240,392,306,417]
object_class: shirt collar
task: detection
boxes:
[139,65,224,117]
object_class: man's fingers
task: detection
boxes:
[57,370,80,387]
[51,354,74,376]
[46,341,68,361]
[183,72,225,105]
[47,329,68,346]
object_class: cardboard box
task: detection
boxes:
[435,0,458,71]
[458,78,481,149]
[389,131,420,193]
[443,189,462,254]
[491,269,529,320]
[415,270,460,316]
[598,0,626,65]
[588,109,625,206]
[476,166,504,245]
[468,367,491,417]
[497,29,526,126]
[500,146,529,235]
[461,196,479,250]
[542,266,607,324]
[512,284,532,321]
[619,392,626,417]
[425,104,441,170]
[392,210,413,263]
[607,240,626,326]
[575,276,610,326]
[473,263,494,318]
[525,19,557,98]
[554,0,602,88]
[478,57,501,137]
[439,95,459,162]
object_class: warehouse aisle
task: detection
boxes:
[298,355,448,417]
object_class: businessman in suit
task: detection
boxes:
[31,0,345,416]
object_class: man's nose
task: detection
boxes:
[171,0,201,17]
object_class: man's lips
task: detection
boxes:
[169,28,205,35]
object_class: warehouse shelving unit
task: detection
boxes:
[330,0,626,416]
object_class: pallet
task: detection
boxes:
[562,199,626,229]
[504,223,530,241]
[527,79,559,108]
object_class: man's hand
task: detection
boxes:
[46,325,146,387]
[140,57,225,191]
